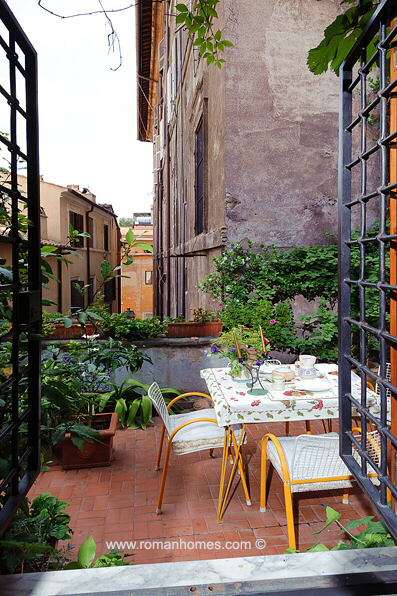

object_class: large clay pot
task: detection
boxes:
[61,412,118,469]
[46,323,96,340]
[166,321,222,338]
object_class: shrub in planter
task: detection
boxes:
[0,493,73,574]
[61,412,118,469]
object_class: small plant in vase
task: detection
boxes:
[208,325,271,380]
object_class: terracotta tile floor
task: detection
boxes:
[28,418,380,564]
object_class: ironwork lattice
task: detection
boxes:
[0,1,40,536]
[339,0,397,537]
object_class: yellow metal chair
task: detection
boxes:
[260,431,380,550]
[148,382,249,515]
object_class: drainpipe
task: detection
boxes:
[85,204,94,308]
[165,4,171,317]
[57,251,62,313]
[116,219,121,313]
[179,30,186,319]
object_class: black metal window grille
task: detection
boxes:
[70,279,84,312]
[104,223,109,251]
[339,0,397,537]
[69,211,84,248]
[195,118,204,236]
[0,1,40,536]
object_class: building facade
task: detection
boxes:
[120,213,154,319]
[136,0,355,318]
[9,176,121,314]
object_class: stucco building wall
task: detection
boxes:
[5,176,121,314]
[138,0,375,318]
[120,224,153,318]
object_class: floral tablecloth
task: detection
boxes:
[200,364,377,427]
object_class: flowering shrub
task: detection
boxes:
[218,298,295,353]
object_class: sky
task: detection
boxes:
[4,0,154,218]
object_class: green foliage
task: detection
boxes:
[296,300,338,362]
[190,307,219,323]
[175,0,232,69]
[307,0,378,75]
[164,314,185,323]
[286,506,396,554]
[118,217,134,226]
[212,325,269,364]
[64,535,133,569]
[96,312,166,340]
[200,223,387,361]
[0,493,73,573]
[98,379,182,430]
[219,299,296,353]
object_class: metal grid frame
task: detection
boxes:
[0,1,40,536]
[339,0,397,536]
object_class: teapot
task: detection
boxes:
[299,355,317,380]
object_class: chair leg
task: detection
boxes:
[285,421,290,436]
[284,483,296,550]
[231,432,250,505]
[260,443,268,512]
[305,420,311,435]
[156,438,172,514]
[156,424,166,471]
[217,427,230,522]
[209,448,215,458]
[342,490,349,504]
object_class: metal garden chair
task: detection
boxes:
[260,430,380,550]
[148,382,249,516]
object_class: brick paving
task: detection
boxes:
[28,418,380,563]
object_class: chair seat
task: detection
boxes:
[267,433,357,493]
[170,409,244,454]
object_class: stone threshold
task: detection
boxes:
[1,547,397,595]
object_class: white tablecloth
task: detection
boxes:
[200,364,376,427]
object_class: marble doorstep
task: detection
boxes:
[0,547,397,595]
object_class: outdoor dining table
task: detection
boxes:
[200,362,379,521]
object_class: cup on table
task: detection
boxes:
[272,372,285,391]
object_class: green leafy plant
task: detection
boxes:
[219,298,296,353]
[0,493,73,574]
[97,313,166,340]
[190,307,219,323]
[164,314,185,323]
[98,379,182,430]
[286,506,396,553]
[64,535,133,569]
[307,0,379,76]
[175,0,233,69]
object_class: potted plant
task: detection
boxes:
[166,308,222,338]
[208,325,270,380]
[41,335,151,468]
[97,379,182,429]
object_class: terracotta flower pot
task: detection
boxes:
[61,412,118,469]
[166,321,222,338]
[46,322,96,340]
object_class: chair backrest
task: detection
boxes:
[148,382,172,434]
[291,434,349,481]
[376,362,391,399]
[352,429,381,468]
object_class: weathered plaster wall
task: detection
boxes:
[113,337,226,393]
[224,0,342,248]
